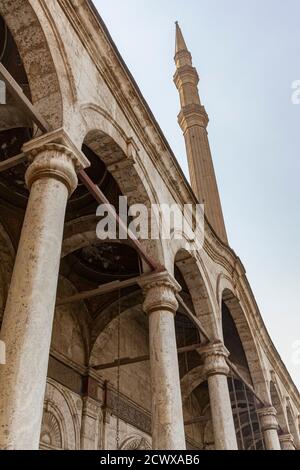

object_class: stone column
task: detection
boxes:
[139,271,186,450]
[279,433,295,451]
[80,397,102,450]
[0,129,89,450]
[201,342,238,450]
[257,407,281,450]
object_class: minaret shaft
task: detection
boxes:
[174,23,228,244]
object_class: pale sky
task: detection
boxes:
[94,0,300,388]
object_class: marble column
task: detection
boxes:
[201,342,238,450]
[139,271,186,450]
[80,397,102,450]
[279,433,295,451]
[0,129,89,450]
[257,407,281,450]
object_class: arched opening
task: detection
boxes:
[0,14,33,210]
[228,377,264,450]
[0,2,63,127]
[56,126,167,450]
[174,249,215,450]
[222,291,266,450]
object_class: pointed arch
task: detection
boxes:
[0,1,63,127]
[220,286,269,402]
[174,248,218,338]
[41,379,81,450]
[78,108,165,267]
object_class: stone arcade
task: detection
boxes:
[0,0,299,451]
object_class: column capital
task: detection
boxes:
[257,406,279,431]
[279,433,295,449]
[22,128,90,196]
[82,396,102,420]
[200,341,230,377]
[138,271,181,315]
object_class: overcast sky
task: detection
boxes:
[94,0,300,388]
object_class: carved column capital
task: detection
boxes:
[138,271,181,315]
[200,341,230,378]
[279,433,295,450]
[257,406,279,431]
[82,396,102,420]
[23,128,90,196]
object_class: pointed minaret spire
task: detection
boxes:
[174,22,228,244]
[175,21,188,55]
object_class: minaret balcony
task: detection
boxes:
[178,104,209,131]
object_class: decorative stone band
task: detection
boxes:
[173,64,199,89]
[138,271,181,315]
[257,406,279,432]
[22,127,90,196]
[178,104,209,132]
[201,341,230,378]
[174,50,193,69]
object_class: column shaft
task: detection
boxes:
[202,342,238,450]
[0,178,68,449]
[257,407,281,450]
[140,272,186,450]
[263,429,281,450]
[208,373,237,450]
[0,132,88,449]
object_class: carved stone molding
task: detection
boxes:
[279,433,295,450]
[138,271,181,315]
[23,128,90,195]
[106,388,151,435]
[40,408,63,450]
[120,435,151,450]
[178,104,209,132]
[257,406,279,432]
[200,342,230,378]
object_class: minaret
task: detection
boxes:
[174,22,228,244]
